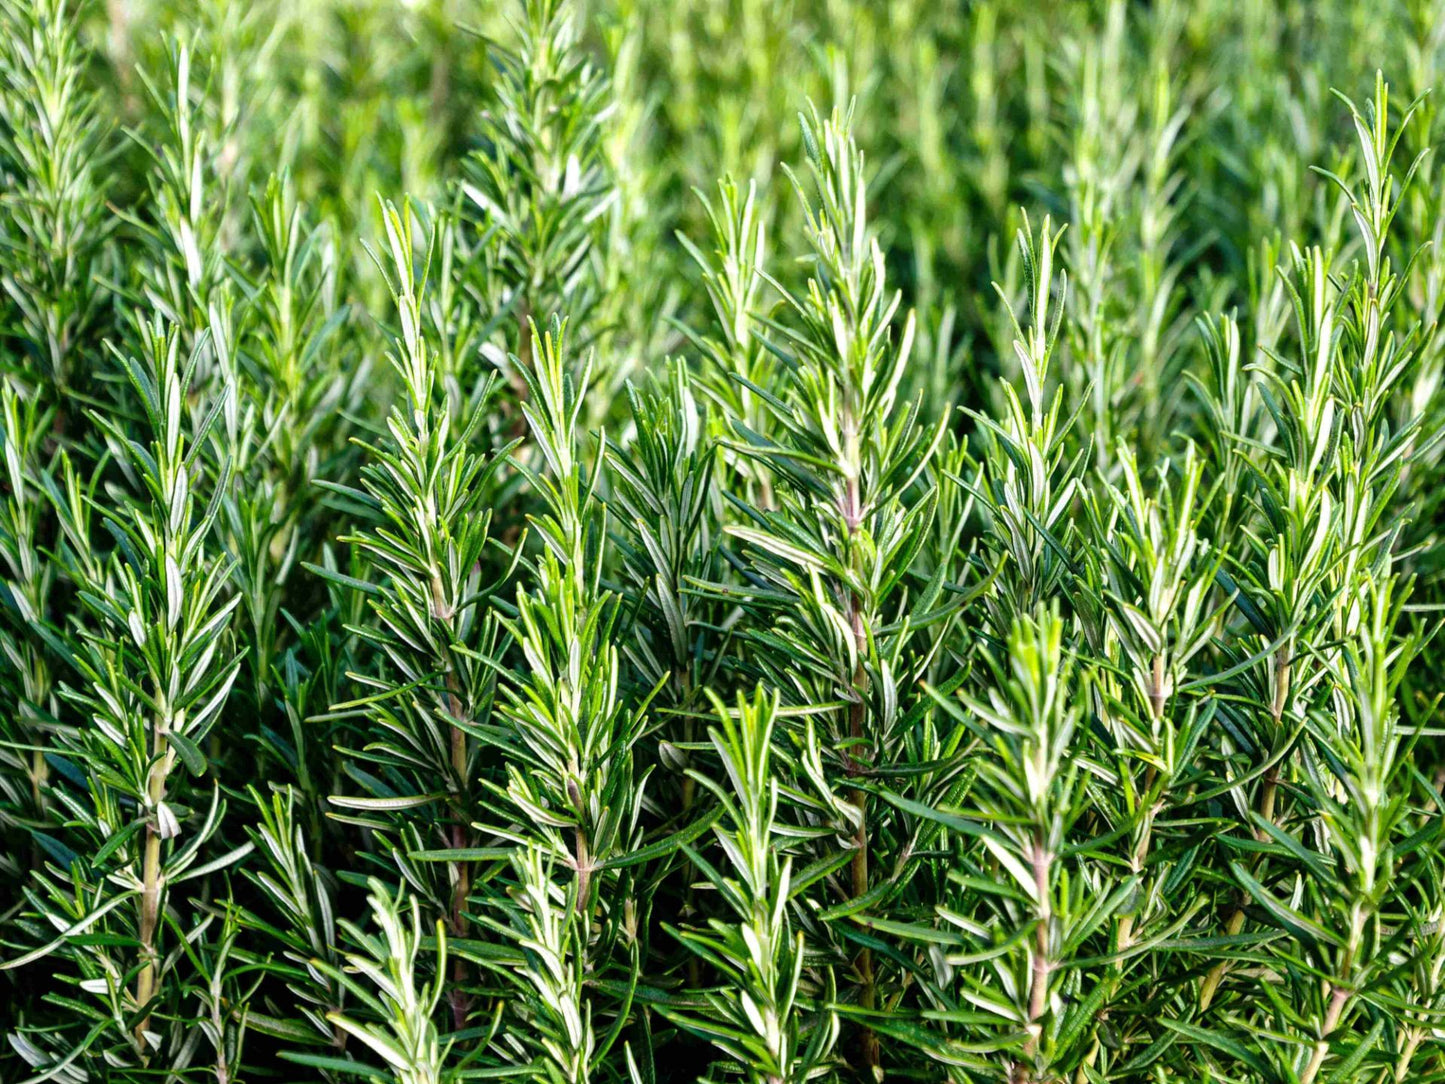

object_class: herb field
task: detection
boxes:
[5,1,1445,1081]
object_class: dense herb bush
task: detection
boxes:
[6,0,1445,1081]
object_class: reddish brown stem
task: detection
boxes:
[446,680,474,1029]
[574,826,592,917]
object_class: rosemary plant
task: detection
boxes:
[4,3,1445,1084]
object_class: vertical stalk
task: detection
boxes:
[679,676,701,989]
[28,736,48,824]
[135,720,173,1049]
[136,826,161,1017]
[574,826,592,917]
[1299,982,1350,1084]
[849,689,876,1071]
[1395,1028,1425,1083]
[842,454,879,1077]
[1076,758,1161,1084]
[1148,654,1166,721]
[1200,648,1290,1010]
[1025,834,1051,1059]
[568,777,593,919]
[509,303,535,423]
[445,672,472,1030]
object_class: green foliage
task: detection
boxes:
[5,2,1445,1083]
